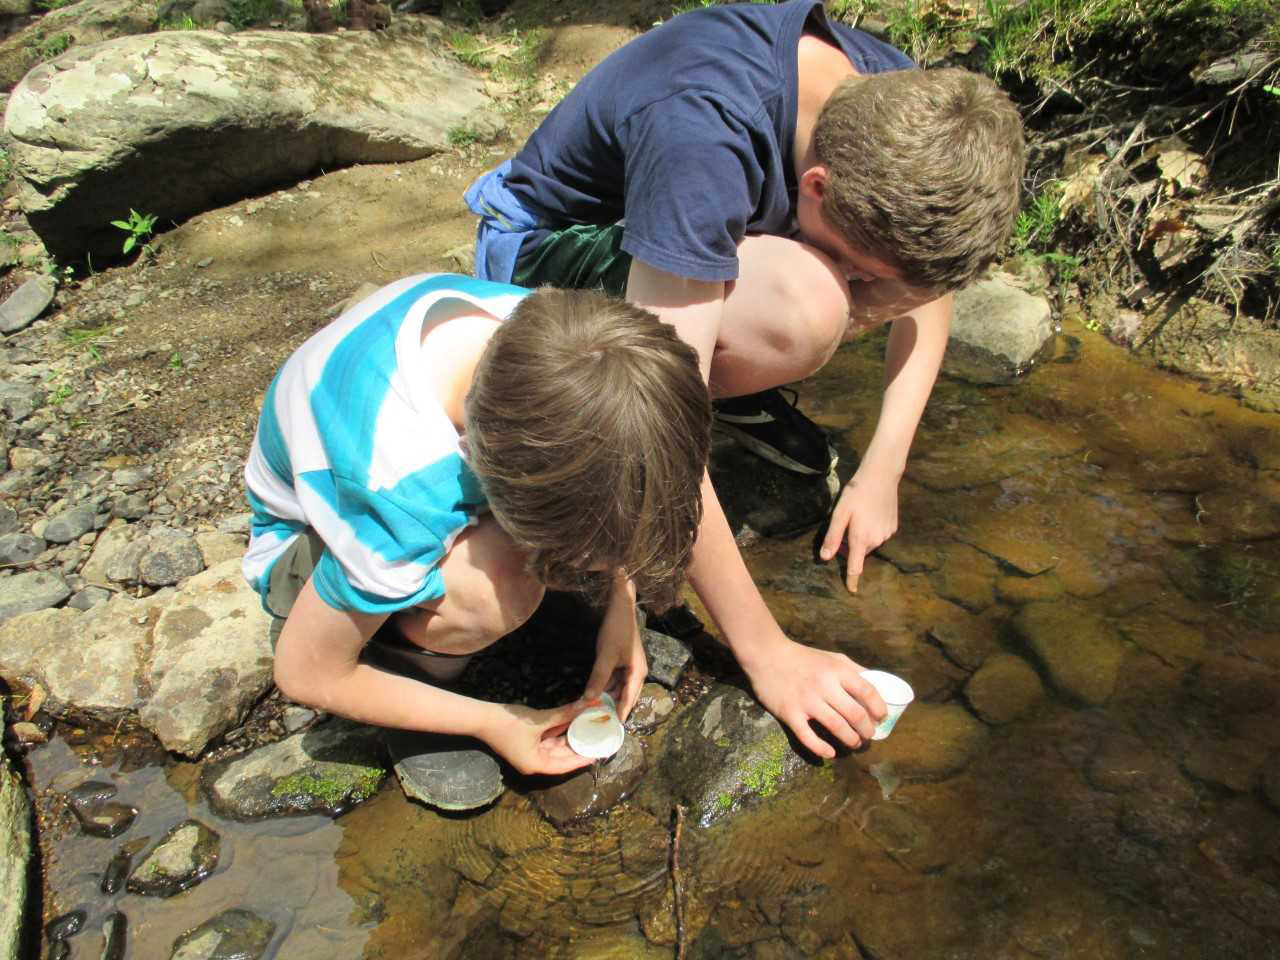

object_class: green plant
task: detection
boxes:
[447,31,489,68]
[110,209,158,255]
[159,14,202,29]
[65,323,112,360]
[32,32,72,61]
[448,126,481,149]
[169,351,184,370]
[228,0,280,28]
[48,383,73,405]
[1013,183,1063,254]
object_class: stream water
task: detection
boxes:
[27,318,1280,959]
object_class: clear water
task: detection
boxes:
[29,321,1280,959]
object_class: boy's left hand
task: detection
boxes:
[584,575,647,720]
[819,465,899,593]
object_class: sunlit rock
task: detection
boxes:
[964,653,1044,725]
[641,629,691,688]
[5,23,490,262]
[1012,601,1126,706]
[170,908,275,960]
[0,0,160,93]
[532,737,646,828]
[856,703,986,784]
[0,743,30,960]
[928,543,997,613]
[626,682,675,733]
[944,275,1054,385]
[201,718,387,820]
[126,819,220,897]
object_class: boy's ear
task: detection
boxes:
[798,164,830,202]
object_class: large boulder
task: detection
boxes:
[5,23,492,262]
[0,745,30,960]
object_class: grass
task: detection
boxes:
[32,32,73,61]
[158,14,205,29]
[65,323,112,360]
[1013,182,1063,254]
[448,126,482,148]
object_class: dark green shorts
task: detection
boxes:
[512,222,631,297]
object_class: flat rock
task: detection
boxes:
[531,735,646,828]
[642,628,691,688]
[139,559,274,756]
[138,528,205,587]
[0,0,160,93]
[0,748,31,960]
[963,653,1044,724]
[127,819,220,897]
[656,683,815,827]
[170,908,275,960]
[388,729,502,812]
[81,523,143,586]
[0,277,56,334]
[944,275,1054,385]
[1011,601,1127,706]
[1182,737,1269,794]
[0,570,70,622]
[856,703,987,785]
[0,380,39,421]
[874,537,941,573]
[927,543,997,612]
[43,503,95,544]
[195,531,244,568]
[1085,734,1178,793]
[925,621,998,673]
[0,532,44,566]
[201,718,387,820]
[6,24,490,262]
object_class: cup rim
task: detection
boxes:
[860,669,915,706]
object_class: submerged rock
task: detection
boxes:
[201,718,386,820]
[127,819,220,897]
[65,781,138,839]
[627,683,675,733]
[170,908,276,960]
[532,736,646,828]
[856,703,987,785]
[963,653,1044,725]
[1012,601,1127,706]
[656,684,815,827]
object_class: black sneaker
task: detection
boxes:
[713,388,836,476]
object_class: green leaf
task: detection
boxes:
[110,220,130,230]
[122,236,136,253]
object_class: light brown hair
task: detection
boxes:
[813,67,1026,291]
[464,287,710,610]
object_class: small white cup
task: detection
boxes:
[860,670,915,741]
[568,691,625,759]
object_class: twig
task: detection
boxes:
[671,804,688,960]
[370,250,390,272]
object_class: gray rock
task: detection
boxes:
[532,735,645,828]
[195,531,244,568]
[0,746,31,960]
[138,529,204,587]
[0,570,70,621]
[201,718,387,820]
[127,820,220,897]
[944,276,1054,385]
[112,493,150,520]
[0,277,56,334]
[43,503,95,543]
[626,682,675,733]
[100,911,126,960]
[170,908,276,960]
[1195,48,1273,86]
[0,380,40,421]
[388,729,502,811]
[216,512,251,535]
[642,628,692,688]
[68,790,137,838]
[6,26,490,262]
[0,504,16,535]
[1012,601,1127,706]
[657,684,813,827]
[82,523,142,585]
[139,559,274,756]
[68,586,112,610]
[0,532,44,566]
[963,653,1044,725]
[110,465,151,490]
[0,0,160,93]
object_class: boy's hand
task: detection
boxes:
[746,639,886,758]
[585,575,647,720]
[482,702,595,776]
[819,464,899,593]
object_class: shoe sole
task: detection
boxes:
[713,422,836,476]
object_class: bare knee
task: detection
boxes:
[773,249,853,371]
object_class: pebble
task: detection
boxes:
[0,276,56,334]
[44,504,96,543]
[68,586,113,610]
[0,531,44,565]
[65,783,139,839]
[127,819,221,897]
[101,912,127,960]
[101,848,134,895]
[45,909,86,942]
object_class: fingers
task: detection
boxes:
[813,704,864,750]
[819,501,852,561]
[788,711,837,760]
[842,669,887,723]
[845,539,866,593]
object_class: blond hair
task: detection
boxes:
[464,287,710,610]
[813,67,1025,291]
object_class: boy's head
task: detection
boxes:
[809,67,1026,292]
[464,288,710,610]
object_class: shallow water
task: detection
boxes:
[29,319,1280,959]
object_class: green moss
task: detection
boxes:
[714,737,731,749]
[715,791,734,813]
[271,766,383,808]
[739,732,790,799]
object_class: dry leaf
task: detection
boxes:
[25,683,46,720]
[1060,154,1106,217]
[1156,149,1207,193]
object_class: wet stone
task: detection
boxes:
[627,682,675,733]
[1262,753,1280,813]
[0,531,43,566]
[1181,737,1269,794]
[1085,735,1174,793]
[642,628,692,688]
[857,703,987,785]
[1012,601,1126,706]
[860,802,949,874]
[201,718,387,820]
[170,908,276,960]
[101,911,127,960]
[45,909,86,942]
[995,571,1064,606]
[0,569,71,622]
[532,736,646,828]
[101,848,133,895]
[73,800,138,839]
[389,729,501,812]
[656,683,813,827]
[43,503,95,544]
[49,942,69,960]
[873,536,941,573]
[925,622,998,673]
[963,653,1044,725]
[928,543,997,613]
[127,819,221,897]
[0,276,56,334]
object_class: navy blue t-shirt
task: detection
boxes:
[505,0,914,282]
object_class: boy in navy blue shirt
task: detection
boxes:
[467,0,1024,759]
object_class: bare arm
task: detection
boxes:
[274,579,590,775]
[626,259,885,756]
[820,290,952,591]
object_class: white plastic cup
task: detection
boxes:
[567,691,625,759]
[860,670,915,741]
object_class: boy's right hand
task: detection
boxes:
[480,702,595,777]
